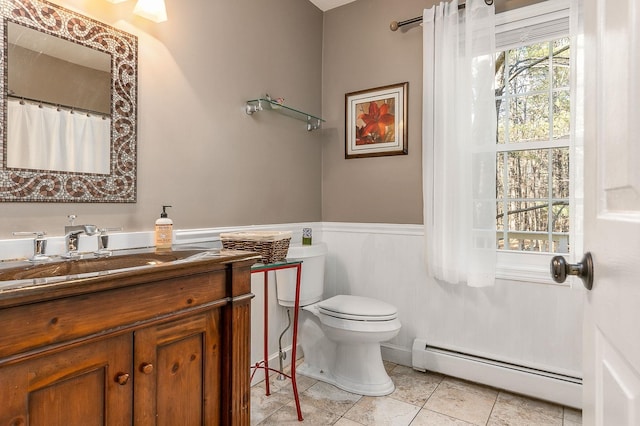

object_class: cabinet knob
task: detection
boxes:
[140,362,154,374]
[115,373,130,385]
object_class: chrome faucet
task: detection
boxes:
[64,225,99,257]
[13,231,50,262]
[94,227,123,257]
[64,215,98,258]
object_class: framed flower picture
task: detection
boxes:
[345,82,408,159]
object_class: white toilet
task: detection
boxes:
[275,242,401,396]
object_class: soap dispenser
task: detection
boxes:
[155,205,173,250]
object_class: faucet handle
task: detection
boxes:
[67,214,77,225]
[13,231,50,262]
[95,227,123,257]
[13,231,46,237]
[101,227,122,233]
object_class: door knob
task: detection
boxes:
[550,252,594,290]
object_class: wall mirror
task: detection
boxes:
[0,0,138,202]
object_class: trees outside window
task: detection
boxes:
[495,37,571,253]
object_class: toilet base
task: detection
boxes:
[297,361,395,396]
[297,304,399,397]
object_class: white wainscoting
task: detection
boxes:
[320,222,583,407]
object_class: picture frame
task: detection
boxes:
[345,82,408,159]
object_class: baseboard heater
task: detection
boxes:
[411,338,582,409]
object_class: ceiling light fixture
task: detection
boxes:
[105,0,168,22]
[133,0,168,23]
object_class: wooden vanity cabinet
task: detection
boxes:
[0,253,257,426]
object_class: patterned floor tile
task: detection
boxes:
[423,377,498,426]
[344,395,421,426]
[487,391,563,426]
[258,400,341,425]
[410,409,475,425]
[334,417,366,426]
[250,368,582,426]
[264,370,318,398]
[250,385,293,426]
[300,381,362,416]
[389,365,444,407]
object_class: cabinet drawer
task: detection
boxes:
[0,271,226,360]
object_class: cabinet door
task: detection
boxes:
[0,334,133,426]
[133,310,221,426]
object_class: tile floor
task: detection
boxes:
[251,361,583,425]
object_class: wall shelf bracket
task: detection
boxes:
[245,100,263,115]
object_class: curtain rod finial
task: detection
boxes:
[390,21,399,31]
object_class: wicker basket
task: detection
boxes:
[220,231,292,264]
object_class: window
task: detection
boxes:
[495,37,571,254]
[492,0,581,283]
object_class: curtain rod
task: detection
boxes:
[390,0,494,31]
[7,94,110,119]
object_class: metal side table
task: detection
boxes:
[250,260,303,421]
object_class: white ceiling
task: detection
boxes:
[308,0,356,12]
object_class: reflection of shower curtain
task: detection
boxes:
[7,99,111,174]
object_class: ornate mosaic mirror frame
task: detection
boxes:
[0,0,138,202]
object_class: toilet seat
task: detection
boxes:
[318,295,398,322]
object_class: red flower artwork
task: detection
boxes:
[355,100,395,145]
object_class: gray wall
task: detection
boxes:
[1,0,323,238]
[320,0,548,225]
[321,0,426,224]
[1,0,551,237]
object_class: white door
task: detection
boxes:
[581,0,640,424]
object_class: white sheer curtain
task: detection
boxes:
[422,0,497,287]
[7,99,111,174]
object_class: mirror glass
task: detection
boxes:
[7,22,111,174]
[0,0,138,202]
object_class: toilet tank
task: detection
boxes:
[275,242,327,307]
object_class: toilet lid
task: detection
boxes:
[318,295,398,321]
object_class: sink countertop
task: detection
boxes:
[0,246,260,309]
